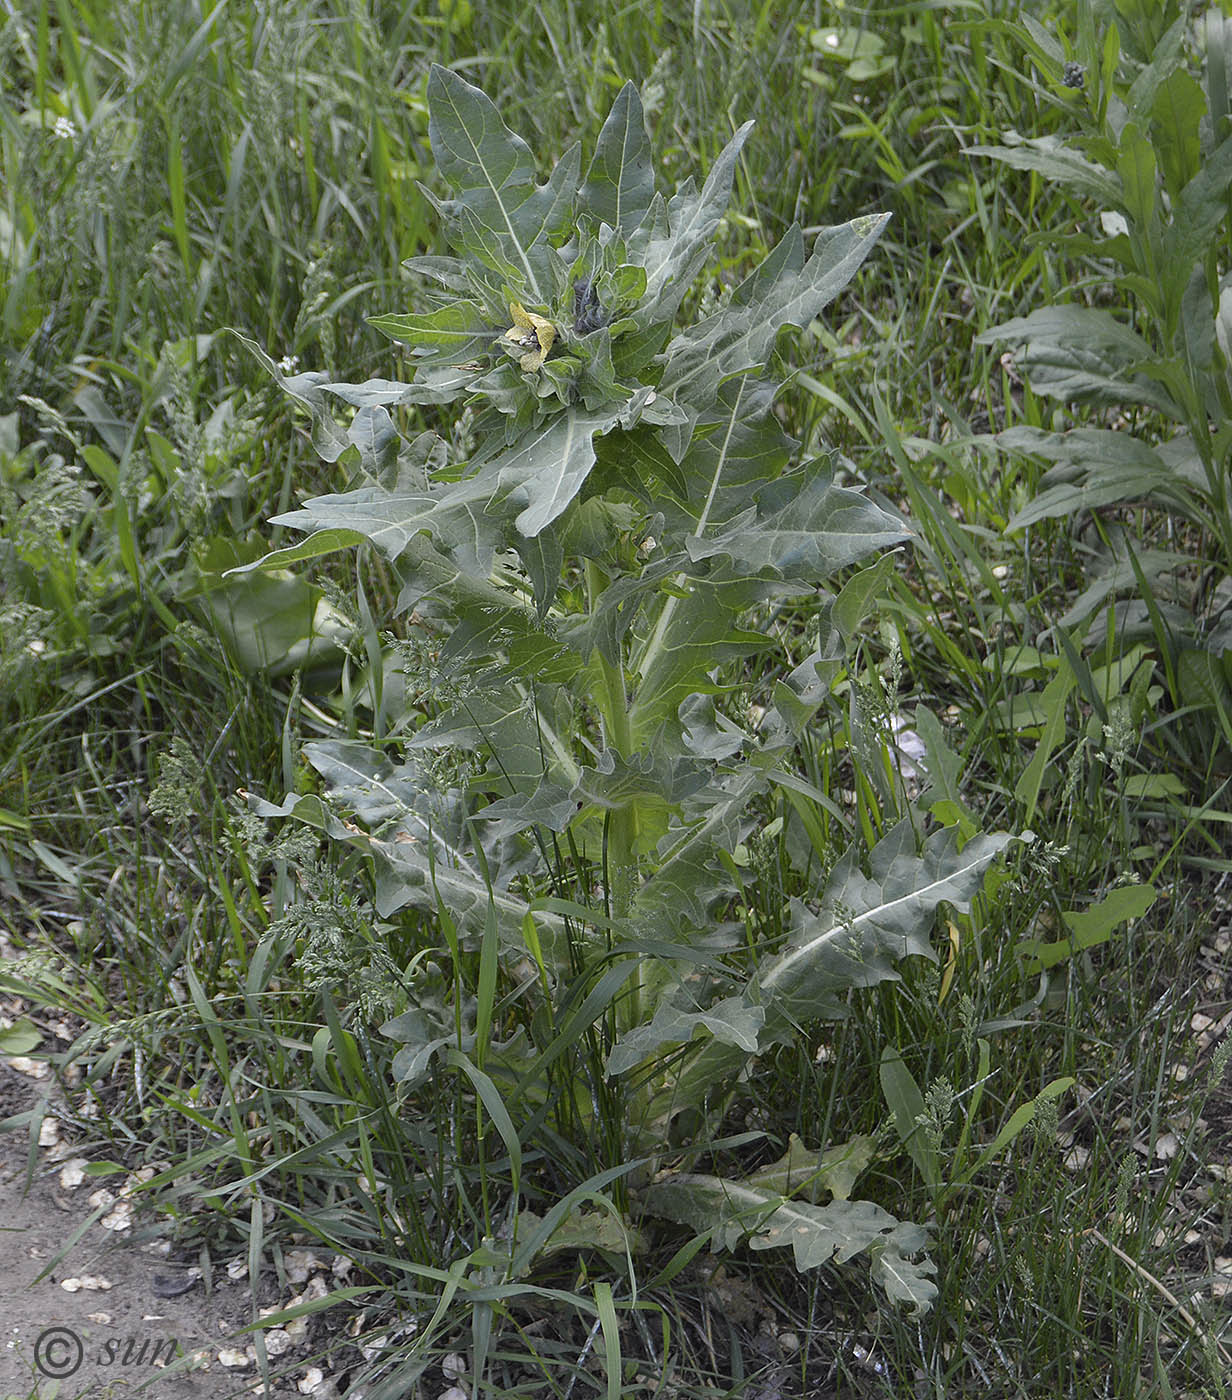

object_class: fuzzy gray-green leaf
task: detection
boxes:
[606,995,763,1076]
[580,81,654,232]
[658,214,890,422]
[642,1173,934,1309]
[755,823,1015,1025]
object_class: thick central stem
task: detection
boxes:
[584,558,641,1023]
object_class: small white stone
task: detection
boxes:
[298,1369,325,1395]
[61,1275,112,1292]
[58,1158,88,1188]
[1063,1145,1090,1172]
[1154,1132,1180,1160]
[38,1118,60,1146]
[285,1249,319,1283]
[227,1257,248,1280]
[120,1167,155,1196]
[7,1057,48,1078]
[262,1329,292,1357]
[438,1389,467,1400]
[101,1203,134,1231]
[442,1353,466,1380]
[777,1332,800,1356]
[1191,1013,1215,1033]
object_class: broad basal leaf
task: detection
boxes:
[869,1223,939,1314]
[641,1172,935,1310]
[754,821,1016,1026]
[746,1133,876,1203]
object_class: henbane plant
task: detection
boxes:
[234,66,1018,1323]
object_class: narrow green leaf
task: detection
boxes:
[964,1076,1075,1176]
[1013,657,1076,828]
[222,530,366,578]
[879,1048,942,1191]
[446,1049,522,1202]
[1116,122,1156,230]
[594,1282,621,1400]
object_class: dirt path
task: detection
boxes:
[0,1062,338,1400]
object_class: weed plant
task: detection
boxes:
[1,2,1230,1398]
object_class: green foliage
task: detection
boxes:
[7,5,1230,1395]
[973,0,1232,729]
[239,65,1024,1325]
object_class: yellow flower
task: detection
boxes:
[501,301,556,372]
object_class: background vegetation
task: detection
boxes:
[2,0,1231,1396]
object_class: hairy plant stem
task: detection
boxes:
[585,558,640,1026]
